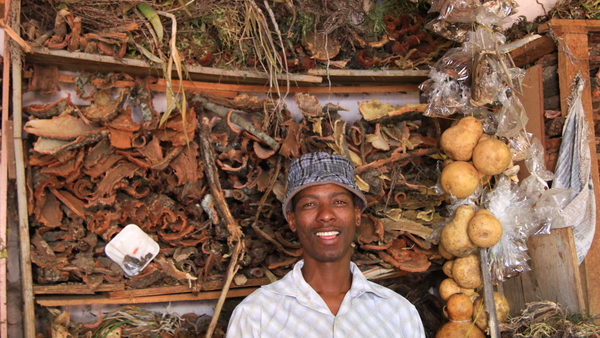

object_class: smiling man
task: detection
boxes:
[227,152,425,338]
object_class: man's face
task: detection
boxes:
[287,183,361,264]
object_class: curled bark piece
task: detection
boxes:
[192,94,279,150]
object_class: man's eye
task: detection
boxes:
[334,200,347,205]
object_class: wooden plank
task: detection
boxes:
[4,121,15,180]
[307,69,429,84]
[509,36,557,67]
[531,228,585,312]
[516,65,545,180]
[505,64,558,316]
[24,48,323,85]
[538,19,600,34]
[108,277,271,299]
[504,228,583,314]
[551,25,600,318]
[24,69,422,94]
[33,283,125,295]
[11,0,36,336]
[36,73,420,95]
[0,9,10,336]
[35,287,258,307]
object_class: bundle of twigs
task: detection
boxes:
[500,301,600,338]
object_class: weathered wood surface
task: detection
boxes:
[33,283,125,295]
[550,20,600,318]
[509,35,557,67]
[35,287,258,307]
[25,48,322,85]
[307,69,429,84]
[503,228,584,315]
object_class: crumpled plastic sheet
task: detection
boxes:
[487,138,557,282]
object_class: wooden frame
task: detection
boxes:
[504,19,600,318]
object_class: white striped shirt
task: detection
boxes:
[227,260,426,337]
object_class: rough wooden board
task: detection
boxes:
[516,65,545,180]
[307,69,429,84]
[503,228,584,314]
[29,73,420,96]
[35,287,258,307]
[538,19,600,34]
[552,26,600,318]
[107,277,271,299]
[509,35,557,67]
[25,48,322,85]
[33,283,125,295]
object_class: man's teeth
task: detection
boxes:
[316,231,339,237]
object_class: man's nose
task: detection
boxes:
[317,203,336,222]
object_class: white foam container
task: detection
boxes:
[105,224,160,277]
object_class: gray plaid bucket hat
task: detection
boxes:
[282,152,367,221]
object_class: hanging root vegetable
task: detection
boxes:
[467,209,503,248]
[472,292,511,331]
[440,116,483,161]
[472,137,512,176]
[440,205,478,257]
[436,293,486,338]
[440,161,480,198]
[452,254,483,289]
[439,278,475,301]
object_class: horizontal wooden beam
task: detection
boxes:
[35,287,258,306]
[538,19,600,34]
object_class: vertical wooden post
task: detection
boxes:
[7,0,35,335]
[0,12,11,338]
[548,19,600,317]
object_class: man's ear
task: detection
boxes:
[287,212,297,232]
[355,206,361,227]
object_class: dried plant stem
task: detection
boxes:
[193,95,279,150]
[198,115,243,243]
[204,239,243,338]
[355,148,437,175]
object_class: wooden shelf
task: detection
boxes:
[24,48,430,88]
[33,277,271,306]
[36,287,258,307]
[307,69,429,84]
[25,48,323,86]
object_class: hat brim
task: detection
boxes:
[282,179,368,222]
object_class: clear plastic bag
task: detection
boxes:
[486,138,557,281]
[420,48,475,117]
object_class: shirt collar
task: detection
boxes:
[263,260,390,301]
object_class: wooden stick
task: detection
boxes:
[194,94,279,150]
[205,240,243,338]
[0,6,11,338]
[198,115,243,243]
[480,249,501,338]
[9,1,35,336]
[355,148,438,175]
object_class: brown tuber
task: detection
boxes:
[472,138,512,176]
[440,205,478,257]
[440,161,480,199]
[440,116,483,161]
[468,209,503,248]
[446,293,474,321]
[452,254,483,289]
[472,292,511,331]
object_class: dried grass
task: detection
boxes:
[500,301,600,338]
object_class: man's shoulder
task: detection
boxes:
[364,280,414,305]
[238,277,294,306]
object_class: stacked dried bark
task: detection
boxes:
[24,71,445,292]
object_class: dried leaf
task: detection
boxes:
[137,3,163,42]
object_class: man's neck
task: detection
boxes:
[300,258,353,315]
